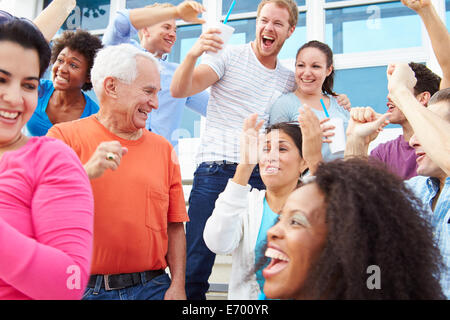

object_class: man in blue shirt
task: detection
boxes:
[102,1,209,148]
[404,89,450,298]
[344,66,450,298]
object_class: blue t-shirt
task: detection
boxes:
[26,79,99,136]
[255,197,279,295]
[268,92,350,161]
[101,9,209,148]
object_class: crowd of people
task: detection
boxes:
[0,0,449,300]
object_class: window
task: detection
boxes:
[221,0,305,15]
[44,0,110,31]
[333,65,400,129]
[325,1,422,54]
[279,12,306,60]
[168,24,204,137]
[126,0,185,9]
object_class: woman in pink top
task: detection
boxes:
[0,15,94,299]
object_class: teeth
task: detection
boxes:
[265,247,289,262]
[264,167,279,174]
[56,75,68,82]
[138,109,148,115]
[302,79,314,83]
[0,110,19,119]
[263,36,274,40]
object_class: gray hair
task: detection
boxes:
[90,43,160,96]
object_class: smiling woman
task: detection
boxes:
[261,158,445,300]
[0,16,94,300]
[26,29,103,136]
[203,113,324,299]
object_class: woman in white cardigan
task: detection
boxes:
[203,106,327,299]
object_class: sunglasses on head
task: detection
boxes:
[0,9,38,29]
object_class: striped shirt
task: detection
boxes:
[406,176,450,298]
[196,43,296,164]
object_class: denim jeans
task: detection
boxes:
[82,273,171,300]
[185,162,265,300]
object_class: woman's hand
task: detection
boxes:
[233,114,264,186]
[239,113,264,166]
[298,105,324,175]
[336,94,351,111]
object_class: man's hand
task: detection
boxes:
[387,63,417,95]
[347,107,391,144]
[401,0,432,13]
[176,1,206,24]
[164,283,186,300]
[83,141,128,179]
[187,28,224,59]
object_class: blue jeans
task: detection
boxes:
[82,273,171,300]
[185,162,265,300]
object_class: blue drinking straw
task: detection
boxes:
[223,0,236,24]
[320,99,330,118]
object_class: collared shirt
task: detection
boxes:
[101,9,209,148]
[406,176,450,298]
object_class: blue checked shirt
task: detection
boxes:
[406,176,450,298]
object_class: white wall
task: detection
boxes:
[0,0,38,19]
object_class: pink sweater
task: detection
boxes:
[0,137,94,300]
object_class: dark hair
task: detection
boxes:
[296,40,337,97]
[265,122,303,158]
[51,29,103,91]
[408,62,441,98]
[429,87,450,106]
[256,158,445,299]
[0,19,50,78]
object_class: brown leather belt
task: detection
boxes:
[87,270,165,291]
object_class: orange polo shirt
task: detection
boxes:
[47,115,188,274]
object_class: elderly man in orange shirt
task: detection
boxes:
[47,43,188,300]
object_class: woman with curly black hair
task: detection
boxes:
[262,158,445,299]
[26,29,103,136]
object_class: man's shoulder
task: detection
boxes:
[370,135,403,156]
[143,129,173,148]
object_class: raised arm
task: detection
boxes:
[388,63,450,175]
[401,0,450,89]
[203,115,264,255]
[33,0,76,42]
[233,114,265,186]
[129,0,205,30]
[170,28,222,98]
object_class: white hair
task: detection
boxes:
[90,43,160,96]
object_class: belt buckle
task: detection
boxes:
[104,274,112,291]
